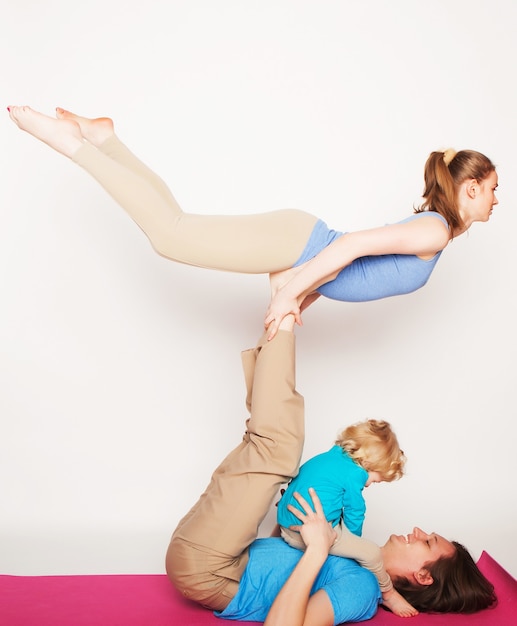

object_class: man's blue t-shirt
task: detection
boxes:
[216,538,381,624]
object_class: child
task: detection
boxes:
[277,419,417,617]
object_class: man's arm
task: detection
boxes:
[264,489,336,626]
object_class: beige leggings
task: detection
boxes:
[72,137,318,273]
[281,522,393,593]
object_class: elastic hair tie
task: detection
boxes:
[443,148,457,166]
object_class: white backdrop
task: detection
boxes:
[2,0,516,579]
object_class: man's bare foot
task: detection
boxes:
[277,313,295,333]
[56,108,114,147]
[269,264,320,317]
[299,291,321,313]
[7,106,83,157]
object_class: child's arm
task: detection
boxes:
[330,521,418,617]
[340,482,366,537]
[265,490,336,626]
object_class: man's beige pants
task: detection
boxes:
[164,331,304,611]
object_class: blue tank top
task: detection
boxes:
[293,213,449,302]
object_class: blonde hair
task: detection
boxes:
[415,149,495,233]
[335,419,405,482]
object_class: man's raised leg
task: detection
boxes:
[166,317,304,609]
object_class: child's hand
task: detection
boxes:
[382,588,419,617]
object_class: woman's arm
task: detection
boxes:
[264,489,336,626]
[265,215,450,339]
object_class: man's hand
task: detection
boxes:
[287,488,337,555]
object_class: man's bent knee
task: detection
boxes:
[166,537,243,611]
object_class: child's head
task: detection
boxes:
[335,419,405,482]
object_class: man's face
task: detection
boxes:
[382,527,456,583]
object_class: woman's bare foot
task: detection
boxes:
[7,106,83,157]
[55,108,114,147]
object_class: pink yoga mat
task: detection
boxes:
[1,552,515,625]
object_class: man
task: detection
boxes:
[166,316,495,625]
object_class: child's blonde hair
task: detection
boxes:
[335,419,405,482]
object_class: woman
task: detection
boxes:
[164,315,495,624]
[7,106,498,339]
